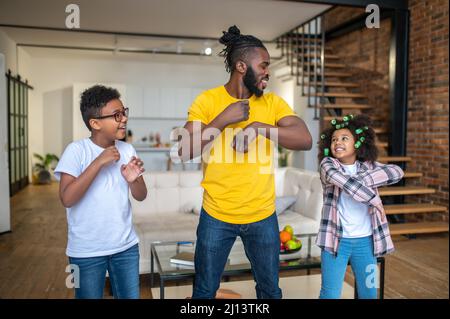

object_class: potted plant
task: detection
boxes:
[32,153,60,184]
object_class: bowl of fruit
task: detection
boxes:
[279,225,302,254]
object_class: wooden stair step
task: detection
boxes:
[403,172,423,178]
[389,221,449,235]
[377,141,388,148]
[374,127,388,134]
[321,104,372,109]
[277,73,294,80]
[303,62,346,68]
[287,37,323,43]
[324,63,346,68]
[385,203,448,215]
[323,71,352,77]
[378,156,412,163]
[323,115,384,121]
[295,47,333,52]
[285,38,322,44]
[379,186,436,196]
[304,82,359,88]
[314,92,366,98]
[300,53,340,59]
[323,82,359,88]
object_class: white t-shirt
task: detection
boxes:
[54,138,139,258]
[338,162,373,238]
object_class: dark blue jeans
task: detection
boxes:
[68,243,140,299]
[192,208,282,299]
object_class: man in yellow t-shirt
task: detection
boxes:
[178,25,312,299]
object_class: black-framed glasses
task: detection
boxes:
[94,107,129,122]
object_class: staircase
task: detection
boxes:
[273,16,448,236]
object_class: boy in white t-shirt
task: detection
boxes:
[54,85,147,299]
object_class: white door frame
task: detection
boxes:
[0,53,11,233]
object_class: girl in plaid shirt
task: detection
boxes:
[316,114,404,299]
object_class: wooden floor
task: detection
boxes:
[0,183,448,299]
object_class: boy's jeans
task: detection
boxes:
[192,207,282,299]
[320,235,378,299]
[68,243,140,299]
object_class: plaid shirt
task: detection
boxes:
[315,156,404,257]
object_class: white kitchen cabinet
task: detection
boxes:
[143,87,160,118]
[191,88,203,102]
[126,86,143,118]
[174,88,192,118]
[128,87,206,120]
[159,88,175,118]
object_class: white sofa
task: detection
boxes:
[130,167,323,274]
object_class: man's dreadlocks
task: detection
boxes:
[218,25,266,73]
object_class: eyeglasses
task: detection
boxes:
[94,107,129,122]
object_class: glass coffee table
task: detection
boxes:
[150,233,385,299]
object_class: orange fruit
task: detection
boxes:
[279,230,292,244]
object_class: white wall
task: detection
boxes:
[43,86,73,155]
[0,30,17,73]
[26,48,227,157]
[292,87,319,172]
[267,68,319,172]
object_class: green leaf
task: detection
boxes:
[33,153,59,169]
[33,153,44,162]
[43,154,59,169]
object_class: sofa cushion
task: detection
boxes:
[283,169,323,221]
[275,196,297,216]
[142,173,156,188]
[155,188,180,213]
[131,188,157,223]
[278,209,319,235]
[179,171,203,187]
[275,167,288,196]
[180,187,203,215]
[155,172,179,188]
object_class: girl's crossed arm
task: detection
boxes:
[320,157,403,207]
[358,161,404,188]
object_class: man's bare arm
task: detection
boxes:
[178,100,250,160]
[233,116,313,152]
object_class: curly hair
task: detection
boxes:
[318,114,378,163]
[80,85,121,131]
[218,25,266,73]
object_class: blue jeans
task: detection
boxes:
[319,236,378,299]
[68,243,140,299]
[192,208,282,299]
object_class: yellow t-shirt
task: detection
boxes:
[187,86,297,224]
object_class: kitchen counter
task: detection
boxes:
[134,147,172,152]
[133,144,200,171]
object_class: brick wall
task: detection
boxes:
[324,8,392,157]
[407,0,449,220]
[323,3,449,220]
[323,6,365,31]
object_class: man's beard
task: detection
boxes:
[243,66,264,97]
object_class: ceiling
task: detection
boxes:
[0,0,330,57]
